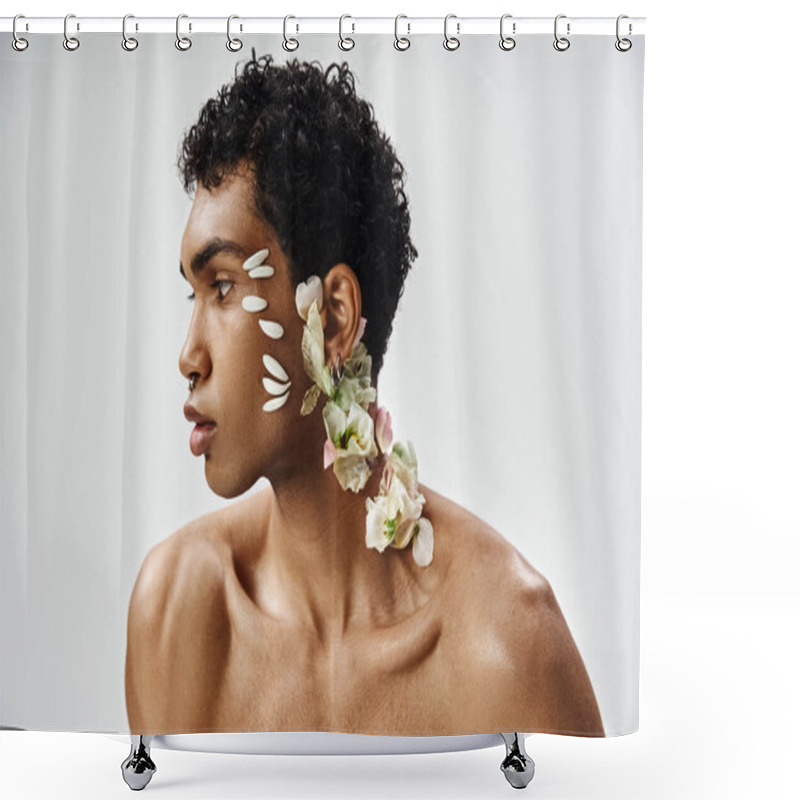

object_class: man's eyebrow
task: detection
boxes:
[179,237,248,281]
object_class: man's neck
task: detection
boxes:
[258,441,423,644]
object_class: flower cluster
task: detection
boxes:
[295,276,434,567]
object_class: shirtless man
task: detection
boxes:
[125,53,603,738]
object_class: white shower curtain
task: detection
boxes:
[1,29,643,737]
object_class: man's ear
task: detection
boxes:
[321,263,362,366]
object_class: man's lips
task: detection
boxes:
[189,422,216,456]
[184,402,215,425]
[184,403,216,456]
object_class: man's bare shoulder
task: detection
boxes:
[419,485,605,736]
[419,483,550,593]
[125,514,232,733]
[129,513,230,614]
[493,576,605,736]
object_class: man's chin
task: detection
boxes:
[204,459,256,500]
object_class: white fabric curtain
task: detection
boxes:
[1,32,643,734]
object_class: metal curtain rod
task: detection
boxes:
[1,15,647,36]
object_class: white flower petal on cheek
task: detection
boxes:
[262,353,289,382]
[242,295,268,313]
[259,319,284,339]
[263,376,291,396]
[243,248,270,271]
[242,251,288,413]
[263,392,290,413]
[248,265,275,279]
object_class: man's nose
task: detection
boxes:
[178,311,210,383]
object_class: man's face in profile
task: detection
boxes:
[178,169,308,498]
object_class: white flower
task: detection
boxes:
[322,400,348,444]
[334,455,374,494]
[335,345,376,411]
[293,294,434,565]
[344,340,372,380]
[324,401,377,458]
[392,516,417,549]
[383,457,424,522]
[412,517,435,567]
[323,401,378,493]
[300,300,334,400]
[295,275,323,322]
[383,441,420,498]
[369,440,435,566]
[365,493,394,553]
[375,406,393,454]
[364,452,426,554]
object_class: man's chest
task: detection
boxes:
[207,608,475,734]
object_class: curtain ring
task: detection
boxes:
[122,14,138,51]
[12,14,29,51]
[175,14,192,51]
[227,15,243,51]
[63,13,80,51]
[283,15,299,51]
[339,14,355,51]
[443,14,460,51]
[615,15,632,51]
[499,13,516,51]
[553,14,570,51]
[394,14,410,51]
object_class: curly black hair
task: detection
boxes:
[177,49,418,384]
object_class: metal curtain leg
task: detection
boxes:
[500,732,535,789]
[121,734,157,790]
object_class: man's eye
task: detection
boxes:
[215,280,234,300]
[185,280,233,303]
